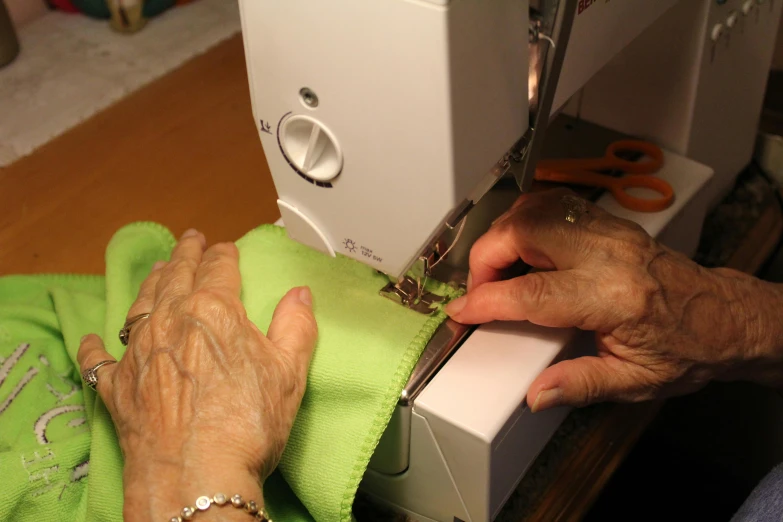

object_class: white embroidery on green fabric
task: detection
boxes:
[67,417,86,428]
[71,461,89,481]
[0,367,39,414]
[9,344,93,502]
[21,449,55,468]
[57,460,90,500]
[28,464,60,497]
[34,405,86,445]
[0,343,30,386]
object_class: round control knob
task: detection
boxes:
[742,0,755,15]
[280,115,343,182]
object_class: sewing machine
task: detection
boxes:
[237,1,782,520]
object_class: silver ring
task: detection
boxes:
[561,195,588,224]
[82,360,116,391]
[119,313,150,346]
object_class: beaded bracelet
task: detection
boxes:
[169,493,271,522]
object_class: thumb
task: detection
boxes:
[526,356,651,412]
[267,287,318,372]
[77,334,117,408]
[446,271,610,331]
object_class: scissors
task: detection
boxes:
[535,140,674,212]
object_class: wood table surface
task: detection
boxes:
[0,36,279,276]
[3,33,780,522]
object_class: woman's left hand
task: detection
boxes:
[77,229,318,521]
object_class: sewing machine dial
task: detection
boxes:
[278,113,343,186]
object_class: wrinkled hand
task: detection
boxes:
[77,229,317,520]
[446,189,783,412]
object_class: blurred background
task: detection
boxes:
[0,0,240,167]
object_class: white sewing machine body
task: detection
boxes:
[242,0,782,520]
[238,0,529,280]
[360,149,714,522]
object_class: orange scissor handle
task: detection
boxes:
[534,168,675,212]
[610,174,674,212]
[537,140,665,175]
[605,140,665,174]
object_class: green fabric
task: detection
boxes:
[0,222,457,522]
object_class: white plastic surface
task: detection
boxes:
[362,411,471,522]
[416,323,577,522]
[553,0,678,112]
[238,0,528,279]
[369,404,412,475]
[416,324,575,444]
[276,200,335,257]
[361,322,578,522]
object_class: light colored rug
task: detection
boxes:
[0,0,241,167]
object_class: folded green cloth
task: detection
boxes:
[0,223,457,522]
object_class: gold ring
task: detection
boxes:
[561,195,588,224]
[119,313,150,346]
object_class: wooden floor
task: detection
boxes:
[0,36,279,276]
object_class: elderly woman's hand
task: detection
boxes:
[446,189,783,412]
[77,229,317,521]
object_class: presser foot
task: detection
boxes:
[380,276,447,315]
[379,218,469,314]
[379,245,451,315]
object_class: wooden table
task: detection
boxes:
[2,35,780,522]
[0,36,278,276]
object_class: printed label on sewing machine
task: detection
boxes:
[342,239,382,262]
[578,0,608,15]
[360,246,382,263]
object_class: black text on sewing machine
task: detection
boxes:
[360,246,382,263]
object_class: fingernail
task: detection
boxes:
[445,296,467,317]
[152,261,166,271]
[181,228,199,239]
[298,287,312,306]
[531,388,563,413]
[80,335,89,344]
[466,272,473,292]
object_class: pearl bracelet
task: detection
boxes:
[169,493,271,522]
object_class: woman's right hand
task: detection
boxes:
[445,189,783,412]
